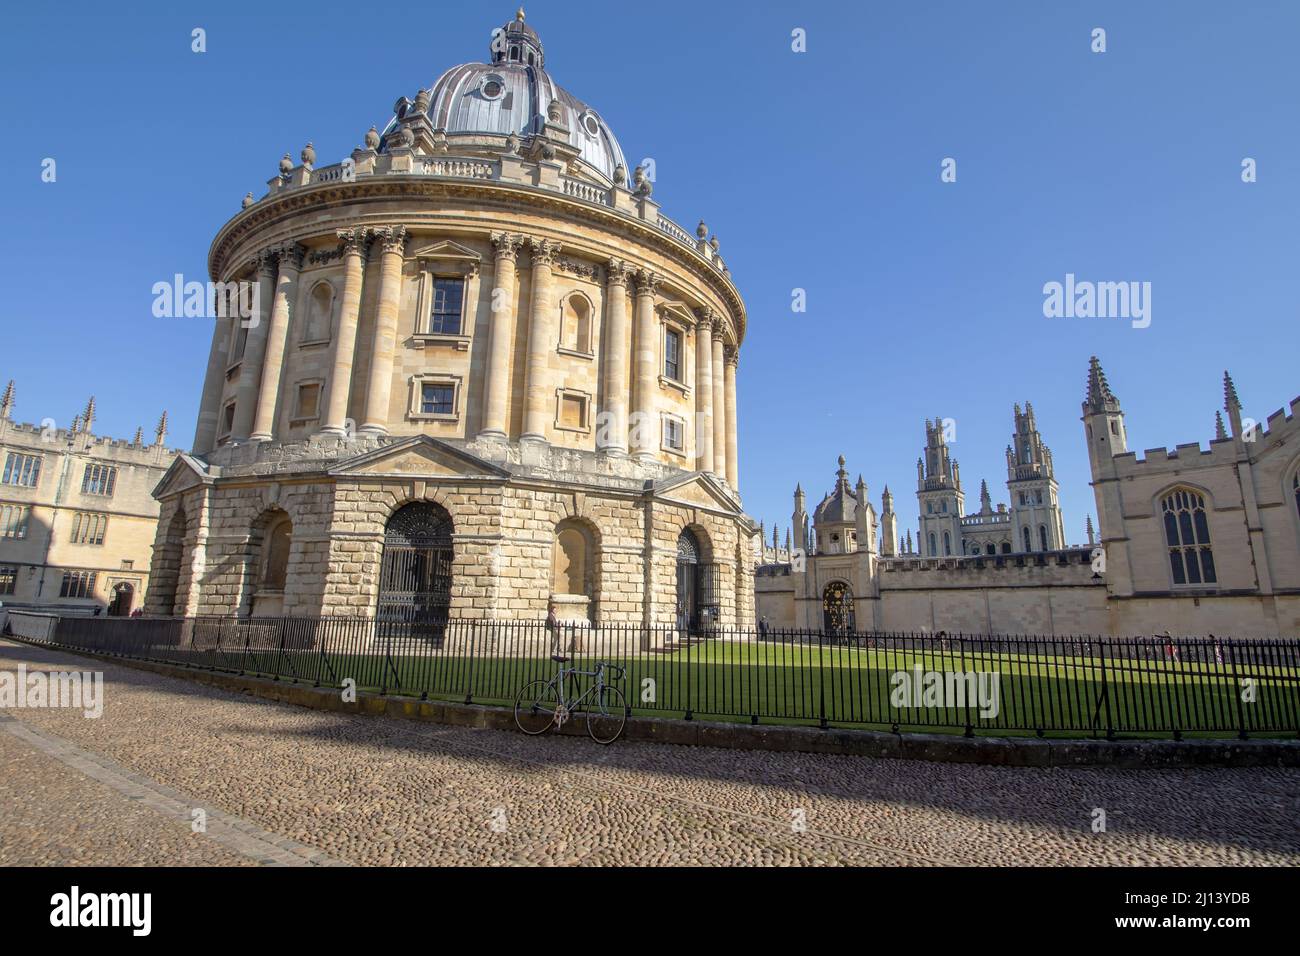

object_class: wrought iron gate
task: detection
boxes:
[377,502,454,641]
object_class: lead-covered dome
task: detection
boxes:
[381,9,628,185]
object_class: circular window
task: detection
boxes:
[581,112,600,138]
[481,76,505,100]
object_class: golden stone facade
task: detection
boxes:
[0,388,175,616]
[147,12,755,629]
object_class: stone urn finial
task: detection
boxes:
[301,142,316,167]
[709,235,720,252]
[696,219,708,239]
[413,88,431,114]
[612,162,626,186]
[505,131,520,154]
[242,191,254,209]
[547,99,562,123]
[365,125,380,150]
[632,165,652,198]
[278,152,294,176]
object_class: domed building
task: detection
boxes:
[148,10,755,631]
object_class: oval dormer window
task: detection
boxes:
[580,111,600,139]
[481,75,505,100]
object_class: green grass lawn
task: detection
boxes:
[162,636,1300,739]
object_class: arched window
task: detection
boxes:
[1039,525,1048,551]
[928,532,936,556]
[943,531,951,555]
[262,516,293,591]
[1001,541,1011,554]
[559,293,591,353]
[986,543,996,555]
[1162,488,1216,585]
[1022,526,1032,552]
[303,282,333,343]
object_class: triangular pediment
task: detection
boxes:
[408,239,481,263]
[329,435,508,480]
[651,471,743,515]
[152,453,214,501]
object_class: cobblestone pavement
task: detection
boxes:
[1,639,1297,866]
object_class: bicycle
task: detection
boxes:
[513,655,628,744]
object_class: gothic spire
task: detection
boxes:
[1214,410,1227,441]
[82,396,96,434]
[0,380,13,420]
[154,410,169,447]
[1084,356,1120,412]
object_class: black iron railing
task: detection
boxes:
[8,612,1300,739]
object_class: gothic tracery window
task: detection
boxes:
[1161,488,1216,586]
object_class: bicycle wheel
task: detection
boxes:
[586,685,627,744]
[514,680,560,735]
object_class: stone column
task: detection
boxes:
[193,306,233,453]
[230,252,276,442]
[250,242,305,442]
[599,259,632,456]
[481,232,523,441]
[318,228,369,437]
[359,226,408,438]
[630,269,659,460]
[693,307,714,474]
[725,347,739,489]
[521,237,561,445]
[711,318,727,478]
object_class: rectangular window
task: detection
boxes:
[81,464,117,497]
[2,453,41,487]
[222,402,236,435]
[59,569,97,599]
[664,417,684,451]
[295,383,321,420]
[664,328,682,381]
[0,566,16,595]
[69,512,108,546]
[559,394,587,430]
[429,277,464,335]
[420,383,455,416]
[0,504,30,539]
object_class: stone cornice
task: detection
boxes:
[207,176,746,344]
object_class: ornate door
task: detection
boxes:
[822,581,855,636]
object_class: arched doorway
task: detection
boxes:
[378,502,454,638]
[108,582,134,617]
[822,581,855,636]
[676,529,703,633]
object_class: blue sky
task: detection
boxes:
[2,0,1296,545]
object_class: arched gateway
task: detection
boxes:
[378,502,454,629]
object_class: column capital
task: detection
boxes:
[251,249,278,277]
[528,237,562,267]
[606,258,633,287]
[633,268,659,297]
[272,241,306,270]
[371,224,409,255]
[695,306,716,328]
[725,345,739,368]
[711,314,728,338]
[336,227,370,258]
[491,231,524,262]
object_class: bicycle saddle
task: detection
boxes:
[551,655,570,663]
